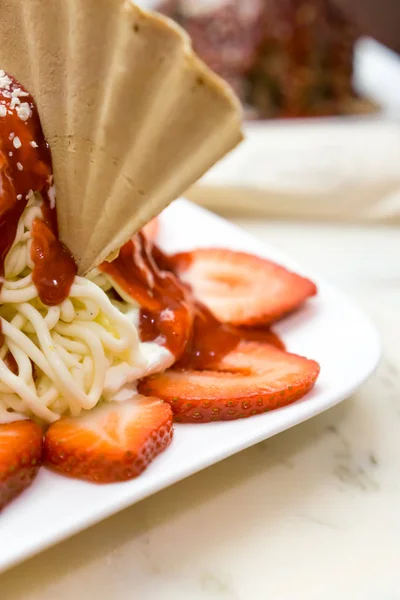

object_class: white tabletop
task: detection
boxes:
[1,218,399,600]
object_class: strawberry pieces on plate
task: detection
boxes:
[170,248,317,326]
[44,396,173,483]
[0,420,43,511]
[139,342,320,423]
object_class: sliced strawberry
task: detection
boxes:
[142,217,159,241]
[44,396,173,483]
[0,420,43,511]
[170,248,317,326]
[139,342,320,423]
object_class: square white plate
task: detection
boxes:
[0,199,380,574]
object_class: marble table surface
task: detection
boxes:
[1,218,399,600]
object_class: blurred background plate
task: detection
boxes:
[186,115,400,223]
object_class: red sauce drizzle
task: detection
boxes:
[30,218,77,306]
[229,325,286,352]
[101,233,193,361]
[101,234,242,367]
[177,302,239,370]
[102,234,285,367]
[0,72,76,306]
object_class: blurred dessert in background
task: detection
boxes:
[156,1,265,107]
[156,0,378,119]
[249,0,366,118]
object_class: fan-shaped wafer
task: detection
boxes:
[0,0,243,273]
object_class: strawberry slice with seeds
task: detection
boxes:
[0,420,43,511]
[139,342,320,423]
[44,396,173,483]
[170,248,317,326]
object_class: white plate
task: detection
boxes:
[0,199,380,574]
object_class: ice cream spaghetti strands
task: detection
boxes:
[0,197,144,424]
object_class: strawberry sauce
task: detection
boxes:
[102,234,280,367]
[101,233,193,361]
[30,218,77,307]
[177,302,239,370]
[0,72,76,306]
